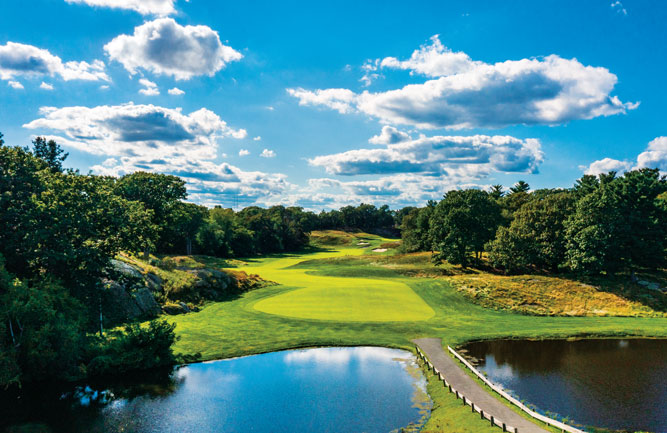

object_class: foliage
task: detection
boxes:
[565,169,667,274]
[487,192,575,272]
[0,256,85,387]
[87,320,179,377]
[429,190,501,268]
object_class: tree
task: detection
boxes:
[510,180,530,194]
[32,137,68,173]
[0,132,4,147]
[489,184,505,200]
[400,202,435,252]
[115,172,186,257]
[565,169,667,274]
[429,190,501,268]
[488,192,575,272]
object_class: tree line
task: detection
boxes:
[0,134,402,388]
[401,172,667,274]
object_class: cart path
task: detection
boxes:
[413,338,549,433]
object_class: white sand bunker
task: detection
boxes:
[372,248,387,253]
[357,242,370,246]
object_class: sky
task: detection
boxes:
[1,0,666,210]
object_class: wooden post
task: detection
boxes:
[490,415,494,426]
[448,384,452,392]
[471,402,475,412]
[455,390,459,399]
[502,423,507,432]
[462,395,466,406]
[480,409,484,419]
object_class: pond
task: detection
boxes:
[2,347,431,433]
[460,338,667,433]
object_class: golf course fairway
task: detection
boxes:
[248,246,435,321]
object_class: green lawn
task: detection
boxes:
[166,232,667,432]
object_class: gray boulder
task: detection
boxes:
[110,259,143,280]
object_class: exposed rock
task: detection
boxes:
[133,287,161,316]
[162,303,188,315]
[145,272,163,293]
[109,259,143,280]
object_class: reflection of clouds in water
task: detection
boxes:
[177,363,240,395]
[618,340,629,348]
[283,346,411,366]
[485,356,516,382]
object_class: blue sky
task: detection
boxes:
[1,0,665,210]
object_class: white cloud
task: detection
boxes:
[40,82,54,90]
[286,88,357,114]
[253,136,261,141]
[100,84,110,90]
[65,0,176,15]
[611,1,628,15]
[260,148,276,158]
[582,157,632,176]
[368,126,411,145]
[583,136,667,175]
[380,35,478,77]
[138,78,159,95]
[168,87,185,95]
[310,134,543,176]
[23,102,246,160]
[636,137,667,171]
[238,149,250,156]
[24,101,290,208]
[104,18,242,80]
[0,42,109,83]
[288,36,637,129]
[8,80,24,89]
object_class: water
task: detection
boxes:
[2,347,430,433]
[460,338,667,432]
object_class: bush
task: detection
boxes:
[87,320,179,377]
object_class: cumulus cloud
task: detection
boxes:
[380,35,478,77]
[309,134,543,177]
[8,80,23,89]
[65,0,176,15]
[24,102,290,208]
[368,126,411,145]
[138,78,159,95]
[288,36,637,129]
[583,136,667,175]
[104,18,242,80]
[583,157,632,176]
[253,136,262,141]
[286,88,357,114]
[23,102,247,159]
[0,42,109,83]
[40,82,54,90]
[636,137,667,171]
[260,148,276,158]
[238,149,250,156]
[168,87,185,95]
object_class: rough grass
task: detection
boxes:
[163,233,667,432]
[450,273,666,317]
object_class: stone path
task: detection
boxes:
[413,338,550,433]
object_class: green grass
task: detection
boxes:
[165,233,667,432]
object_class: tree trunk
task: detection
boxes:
[99,293,104,338]
[186,237,192,256]
[143,246,150,260]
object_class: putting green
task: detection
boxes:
[240,245,435,322]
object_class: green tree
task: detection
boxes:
[488,192,575,272]
[32,137,68,173]
[489,184,505,200]
[115,172,187,257]
[429,190,501,268]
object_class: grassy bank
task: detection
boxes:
[159,231,666,432]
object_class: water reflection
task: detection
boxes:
[462,338,667,432]
[2,347,430,433]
